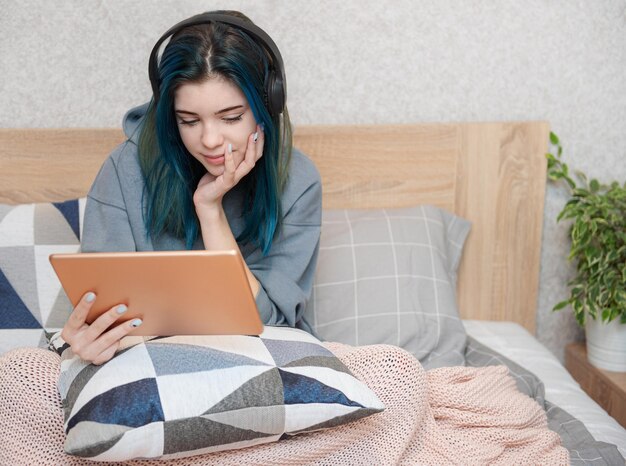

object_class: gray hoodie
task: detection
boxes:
[82,104,322,332]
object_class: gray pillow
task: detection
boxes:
[304,205,471,368]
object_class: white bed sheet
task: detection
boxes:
[463,320,626,459]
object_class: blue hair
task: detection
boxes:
[138,12,291,254]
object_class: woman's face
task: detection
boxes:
[174,77,257,177]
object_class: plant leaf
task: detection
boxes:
[550,132,560,145]
[590,179,600,192]
[553,300,570,311]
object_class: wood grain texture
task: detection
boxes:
[566,342,626,428]
[294,124,458,210]
[0,128,126,204]
[454,122,549,332]
[0,122,549,332]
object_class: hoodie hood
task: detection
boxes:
[122,102,150,142]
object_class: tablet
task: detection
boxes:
[49,250,263,336]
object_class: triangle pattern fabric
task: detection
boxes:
[148,335,275,365]
[0,266,41,329]
[45,289,73,329]
[78,197,87,240]
[65,427,129,458]
[295,407,382,433]
[63,363,112,419]
[35,244,79,326]
[204,368,283,415]
[67,378,165,432]
[0,203,34,246]
[147,343,271,376]
[57,327,384,461]
[53,199,80,240]
[0,204,13,223]
[203,405,285,435]
[163,416,276,454]
[0,245,41,324]
[278,368,365,408]
[284,355,352,374]
[35,203,79,245]
[263,339,334,366]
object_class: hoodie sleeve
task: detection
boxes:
[245,153,322,331]
[81,148,136,253]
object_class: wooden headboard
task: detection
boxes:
[0,122,549,332]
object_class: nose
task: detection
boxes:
[200,123,224,150]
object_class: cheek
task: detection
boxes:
[232,118,256,149]
[228,127,251,151]
[178,127,197,151]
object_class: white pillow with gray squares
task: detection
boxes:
[304,205,471,368]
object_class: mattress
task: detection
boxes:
[463,320,626,459]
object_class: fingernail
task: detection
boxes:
[253,132,258,143]
[116,304,128,315]
[228,143,232,154]
[259,123,265,132]
[131,319,143,327]
[85,292,96,303]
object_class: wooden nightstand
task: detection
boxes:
[565,342,626,428]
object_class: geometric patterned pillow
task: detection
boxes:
[53,326,384,461]
[305,205,471,369]
[0,198,85,354]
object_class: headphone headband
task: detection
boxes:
[148,12,286,116]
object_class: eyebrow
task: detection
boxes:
[175,105,244,116]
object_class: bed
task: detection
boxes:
[0,122,625,464]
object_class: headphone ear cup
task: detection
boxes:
[265,70,285,117]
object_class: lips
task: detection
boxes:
[202,154,225,165]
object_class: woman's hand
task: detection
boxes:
[193,126,264,215]
[60,292,142,365]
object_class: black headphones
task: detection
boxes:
[148,12,286,117]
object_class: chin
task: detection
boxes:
[205,166,225,177]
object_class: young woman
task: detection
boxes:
[60,10,322,364]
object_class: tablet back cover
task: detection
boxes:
[49,250,263,336]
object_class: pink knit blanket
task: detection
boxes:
[0,343,568,465]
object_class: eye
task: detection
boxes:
[223,113,244,124]
[178,119,199,127]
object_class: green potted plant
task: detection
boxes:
[547,132,626,372]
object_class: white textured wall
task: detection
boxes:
[2,0,626,361]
